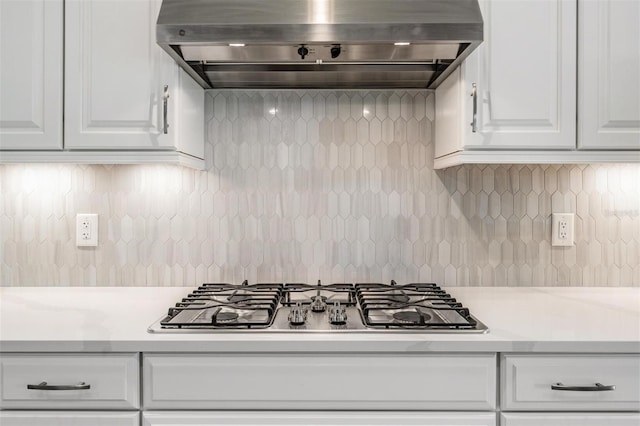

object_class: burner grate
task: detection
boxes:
[160,281,284,329]
[282,281,357,307]
[355,282,479,330]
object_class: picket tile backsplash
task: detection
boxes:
[1,90,638,286]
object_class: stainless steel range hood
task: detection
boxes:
[157,0,483,89]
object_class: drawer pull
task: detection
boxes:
[551,382,615,392]
[27,381,91,391]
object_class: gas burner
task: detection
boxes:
[393,311,430,324]
[214,312,239,323]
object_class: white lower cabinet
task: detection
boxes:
[501,354,640,411]
[500,413,640,426]
[143,353,497,410]
[2,351,639,425]
[0,353,140,410]
[143,412,497,426]
[0,411,139,426]
[500,354,640,426]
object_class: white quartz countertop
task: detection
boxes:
[0,287,639,353]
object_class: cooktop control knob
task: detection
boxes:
[330,45,341,59]
[288,302,307,326]
[297,45,309,59]
[329,302,347,325]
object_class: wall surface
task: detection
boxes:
[1,90,639,286]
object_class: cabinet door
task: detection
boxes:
[579,0,640,150]
[462,0,576,150]
[64,0,176,150]
[0,0,63,150]
[143,412,496,426]
[0,411,139,426]
[501,413,640,426]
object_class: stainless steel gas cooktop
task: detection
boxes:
[148,281,488,333]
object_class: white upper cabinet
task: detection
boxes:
[478,0,576,151]
[468,0,574,150]
[579,0,640,150]
[1,0,204,168]
[64,0,203,158]
[435,0,640,168]
[0,0,63,150]
[64,0,173,150]
[436,0,577,161]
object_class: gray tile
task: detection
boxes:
[1,92,638,287]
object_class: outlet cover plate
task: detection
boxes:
[551,213,574,247]
[76,213,98,247]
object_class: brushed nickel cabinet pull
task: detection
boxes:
[27,381,91,391]
[551,382,615,391]
[163,85,170,134]
[470,83,478,132]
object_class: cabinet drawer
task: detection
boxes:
[501,354,640,411]
[0,353,139,409]
[144,353,497,410]
[144,411,497,425]
[0,411,139,426]
[501,413,640,426]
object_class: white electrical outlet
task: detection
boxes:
[76,214,98,247]
[551,213,574,247]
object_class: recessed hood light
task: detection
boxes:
[394,42,411,46]
[228,43,245,47]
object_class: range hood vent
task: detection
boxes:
[157,0,483,89]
